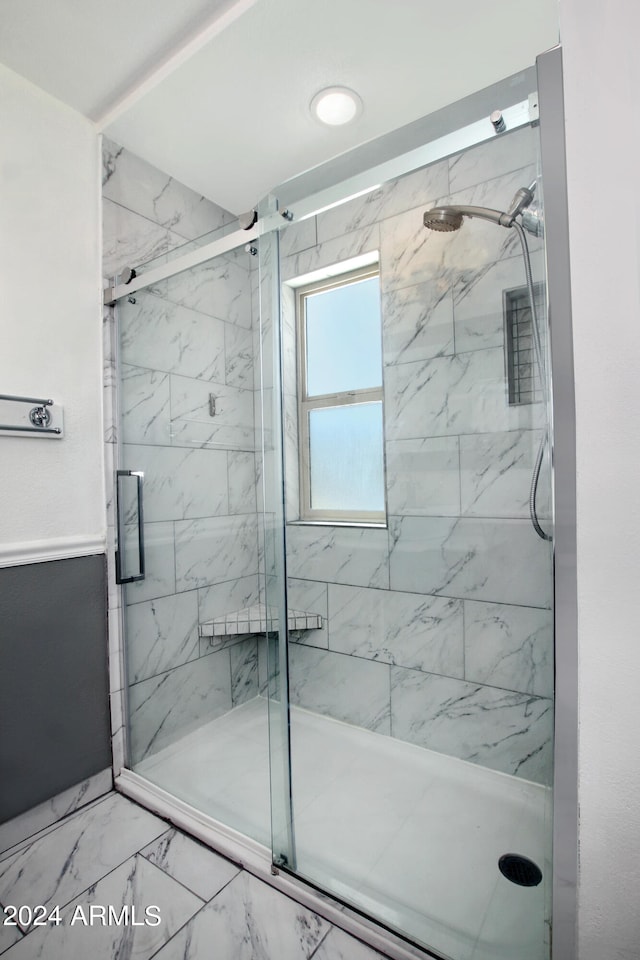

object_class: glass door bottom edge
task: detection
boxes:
[114,766,440,960]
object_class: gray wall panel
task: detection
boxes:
[0,554,110,823]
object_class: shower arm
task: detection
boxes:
[443,205,515,228]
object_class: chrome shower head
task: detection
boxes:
[423,183,540,236]
[423,204,511,232]
[422,207,464,232]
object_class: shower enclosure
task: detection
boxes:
[107,58,568,960]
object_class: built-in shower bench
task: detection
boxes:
[198,602,323,646]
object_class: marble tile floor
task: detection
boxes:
[136,698,552,960]
[0,790,388,960]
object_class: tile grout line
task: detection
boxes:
[1,840,168,938]
[0,791,117,866]
[145,867,244,960]
[307,922,334,959]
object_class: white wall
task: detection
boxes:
[560,2,640,957]
[0,64,104,555]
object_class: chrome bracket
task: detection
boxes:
[528,91,540,125]
[29,405,51,428]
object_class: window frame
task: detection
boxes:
[296,263,386,525]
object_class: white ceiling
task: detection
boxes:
[0,0,257,121]
[0,0,559,214]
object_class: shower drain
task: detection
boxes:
[498,854,543,887]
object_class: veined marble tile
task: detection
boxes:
[285,524,389,589]
[124,521,176,603]
[120,291,226,382]
[257,634,270,697]
[390,667,553,783]
[107,597,124,693]
[228,451,257,514]
[310,923,387,960]
[120,363,171,444]
[289,645,391,734]
[279,216,318,258]
[0,905,23,953]
[225,323,254,389]
[283,392,300,521]
[106,528,120,613]
[141,828,240,901]
[452,249,545,354]
[386,437,460,516]
[0,793,166,930]
[381,281,455,365]
[197,575,260,627]
[256,387,277,461]
[449,127,538,194]
[102,302,116,366]
[0,770,112,858]
[103,138,229,241]
[129,649,233,763]
[464,600,554,697]
[328,584,464,678]
[379,204,453,294]
[126,590,199,684]
[287,578,329,648]
[381,168,536,295]
[123,443,228,522]
[280,224,380,284]
[169,373,254,450]
[230,638,259,706]
[280,285,297,395]
[384,347,544,442]
[389,515,552,608]
[152,871,329,960]
[103,305,117,444]
[258,512,281,587]
[459,429,549,520]
[110,688,126,775]
[104,435,117,530]
[103,199,184,278]
[444,165,542,262]
[175,514,259,591]
[316,159,449,245]
[5,853,203,959]
[160,255,252,329]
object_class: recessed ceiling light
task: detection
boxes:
[310,86,363,126]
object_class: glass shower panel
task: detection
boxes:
[255,194,295,868]
[116,243,273,846]
[276,122,554,960]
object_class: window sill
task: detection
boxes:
[287,519,387,530]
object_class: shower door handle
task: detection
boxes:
[115,469,146,584]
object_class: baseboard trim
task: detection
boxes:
[0,535,106,568]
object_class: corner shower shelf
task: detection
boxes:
[198,602,323,639]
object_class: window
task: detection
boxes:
[296,265,385,523]
[504,283,545,405]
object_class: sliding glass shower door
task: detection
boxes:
[266,117,554,960]
[113,71,556,960]
[115,241,283,847]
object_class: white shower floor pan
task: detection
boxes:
[136,697,552,960]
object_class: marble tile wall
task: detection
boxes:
[279,127,554,784]
[102,139,260,768]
